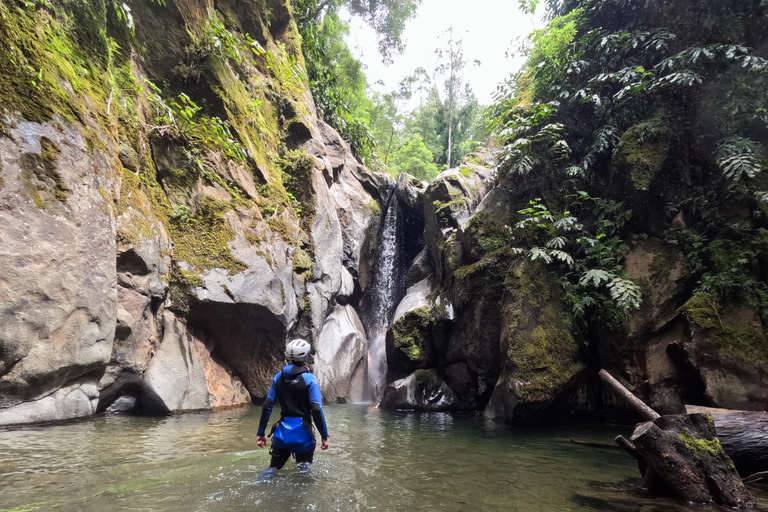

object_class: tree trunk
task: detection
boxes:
[630,414,754,508]
[686,405,768,477]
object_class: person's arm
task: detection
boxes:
[257,375,278,447]
[307,375,329,449]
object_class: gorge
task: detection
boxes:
[1,0,768,509]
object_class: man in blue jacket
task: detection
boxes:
[256,339,329,473]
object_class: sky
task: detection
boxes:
[344,0,545,108]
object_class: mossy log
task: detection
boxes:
[629,414,753,508]
[601,370,753,507]
[686,405,768,477]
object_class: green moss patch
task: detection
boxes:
[504,263,581,397]
[680,293,768,364]
[170,196,247,276]
[678,431,723,458]
[391,306,430,363]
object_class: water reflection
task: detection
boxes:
[0,406,763,511]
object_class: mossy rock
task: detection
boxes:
[614,117,675,191]
[680,293,768,365]
[390,306,431,364]
[501,262,583,398]
[170,196,248,279]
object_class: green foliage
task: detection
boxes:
[484,0,768,337]
[138,79,247,161]
[296,9,378,167]
[388,134,439,181]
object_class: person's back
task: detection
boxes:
[256,339,329,476]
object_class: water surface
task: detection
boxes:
[0,405,759,511]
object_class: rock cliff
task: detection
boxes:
[0,0,385,425]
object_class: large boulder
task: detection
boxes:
[422,163,493,283]
[0,120,118,426]
[484,262,587,422]
[598,238,692,415]
[680,296,768,411]
[315,305,367,403]
[140,312,250,414]
[380,369,456,411]
[386,276,436,381]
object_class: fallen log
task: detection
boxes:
[630,414,753,508]
[685,405,768,477]
[600,370,754,508]
[598,369,660,421]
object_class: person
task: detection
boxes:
[256,338,329,476]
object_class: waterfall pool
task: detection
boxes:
[0,405,764,511]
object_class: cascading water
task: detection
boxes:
[365,192,402,403]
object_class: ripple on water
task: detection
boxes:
[0,405,765,512]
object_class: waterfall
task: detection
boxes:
[365,192,402,403]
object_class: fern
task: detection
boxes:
[607,276,642,310]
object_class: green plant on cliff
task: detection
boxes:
[512,196,641,321]
[486,0,768,337]
[138,78,247,161]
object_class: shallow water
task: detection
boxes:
[0,405,759,512]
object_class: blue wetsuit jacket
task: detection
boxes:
[257,364,328,453]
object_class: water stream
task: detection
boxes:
[365,192,402,403]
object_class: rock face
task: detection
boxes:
[141,312,250,414]
[0,120,118,426]
[484,263,586,422]
[315,305,367,403]
[0,0,386,425]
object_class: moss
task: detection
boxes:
[680,293,768,364]
[19,136,70,209]
[504,263,581,396]
[267,214,296,244]
[458,166,472,178]
[391,306,430,363]
[433,198,467,226]
[293,247,314,273]
[221,283,235,301]
[614,117,674,191]
[414,368,442,389]
[0,3,113,137]
[678,431,723,457]
[170,196,247,276]
[679,293,719,330]
[169,263,204,289]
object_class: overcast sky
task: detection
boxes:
[344,0,545,107]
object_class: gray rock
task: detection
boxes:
[140,312,250,414]
[405,248,434,289]
[0,119,118,425]
[106,395,137,414]
[380,370,455,411]
[315,305,367,403]
[0,377,100,427]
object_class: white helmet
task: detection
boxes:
[285,338,311,362]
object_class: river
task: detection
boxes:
[1,405,764,511]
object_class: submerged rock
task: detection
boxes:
[380,369,455,411]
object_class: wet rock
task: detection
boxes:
[405,248,434,289]
[423,163,492,283]
[380,369,455,411]
[315,305,367,403]
[680,299,768,411]
[0,120,118,425]
[598,238,692,416]
[386,276,436,380]
[141,312,250,414]
[106,395,137,414]
[485,262,585,422]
